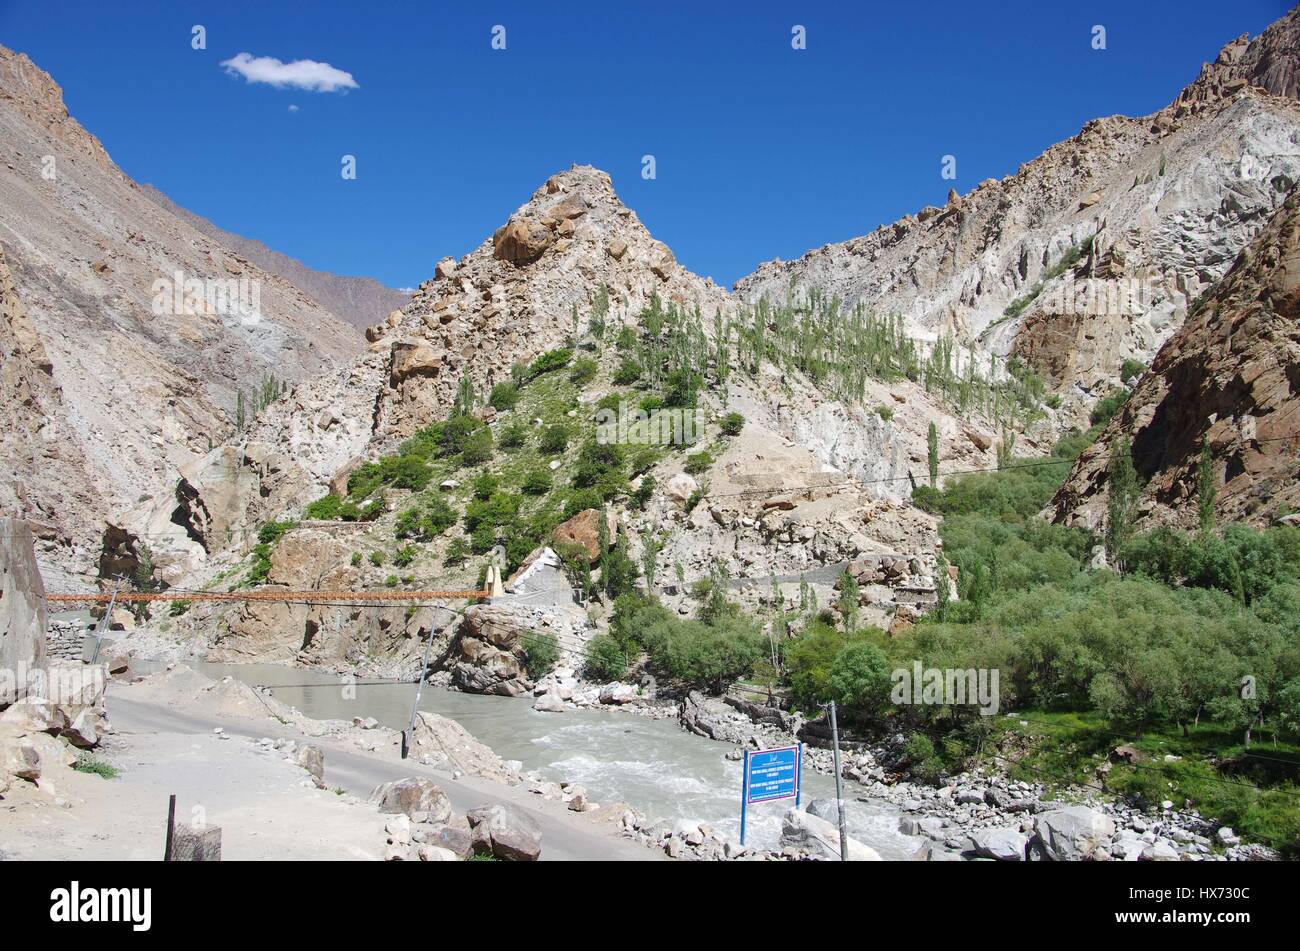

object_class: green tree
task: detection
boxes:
[927,422,939,488]
[827,642,892,725]
[1106,436,1139,568]
[1197,437,1216,536]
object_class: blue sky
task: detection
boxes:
[0,0,1290,289]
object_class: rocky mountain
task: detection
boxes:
[735,9,1300,426]
[140,183,409,332]
[1047,186,1300,531]
[142,164,999,668]
[0,45,364,578]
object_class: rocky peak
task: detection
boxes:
[0,44,113,173]
[365,164,734,440]
[1174,7,1300,108]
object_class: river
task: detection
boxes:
[172,660,914,857]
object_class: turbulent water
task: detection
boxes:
[184,661,914,856]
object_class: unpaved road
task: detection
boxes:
[104,692,661,862]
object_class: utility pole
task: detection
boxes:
[402,610,445,759]
[90,575,123,664]
[827,700,850,861]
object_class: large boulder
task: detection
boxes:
[1033,806,1116,861]
[450,603,535,697]
[408,711,519,784]
[970,827,1028,861]
[0,518,47,704]
[369,778,453,824]
[678,691,756,745]
[781,807,882,861]
[467,803,543,861]
[551,508,616,561]
[493,217,553,264]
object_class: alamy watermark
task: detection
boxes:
[151,270,262,325]
[595,400,703,445]
[891,662,1000,715]
[0,663,107,706]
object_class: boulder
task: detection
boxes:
[295,744,325,786]
[493,217,553,264]
[781,808,882,861]
[417,845,460,861]
[970,828,1028,861]
[532,690,566,713]
[390,341,444,382]
[408,711,518,784]
[426,819,475,859]
[1033,806,1116,861]
[551,507,615,561]
[664,472,699,502]
[0,697,68,733]
[369,778,453,824]
[467,803,543,861]
[679,691,754,745]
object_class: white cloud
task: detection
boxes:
[288,104,300,112]
[220,52,358,93]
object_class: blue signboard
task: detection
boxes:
[740,745,802,844]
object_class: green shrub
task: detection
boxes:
[569,356,598,386]
[489,381,519,411]
[685,452,713,475]
[499,421,528,451]
[873,405,893,422]
[522,631,559,678]
[393,545,418,568]
[718,411,745,435]
[522,467,552,495]
[527,347,573,381]
[539,424,570,455]
[584,635,628,681]
[444,537,470,566]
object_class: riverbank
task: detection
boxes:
[1,663,664,861]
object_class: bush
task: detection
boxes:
[526,347,573,381]
[539,424,570,455]
[522,467,552,495]
[584,634,628,681]
[522,631,559,678]
[640,615,764,693]
[471,472,499,500]
[499,421,527,451]
[569,356,598,386]
[460,429,494,467]
[827,641,893,724]
[873,405,893,422]
[489,381,519,411]
[685,452,713,475]
[393,545,418,568]
[613,359,642,385]
[444,536,470,566]
[305,494,343,520]
[719,412,745,435]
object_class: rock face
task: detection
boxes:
[735,12,1300,427]
[0,44,362,577]
[0,518,47,700]
[1049,188,1300,529]
[448,599,592,697]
